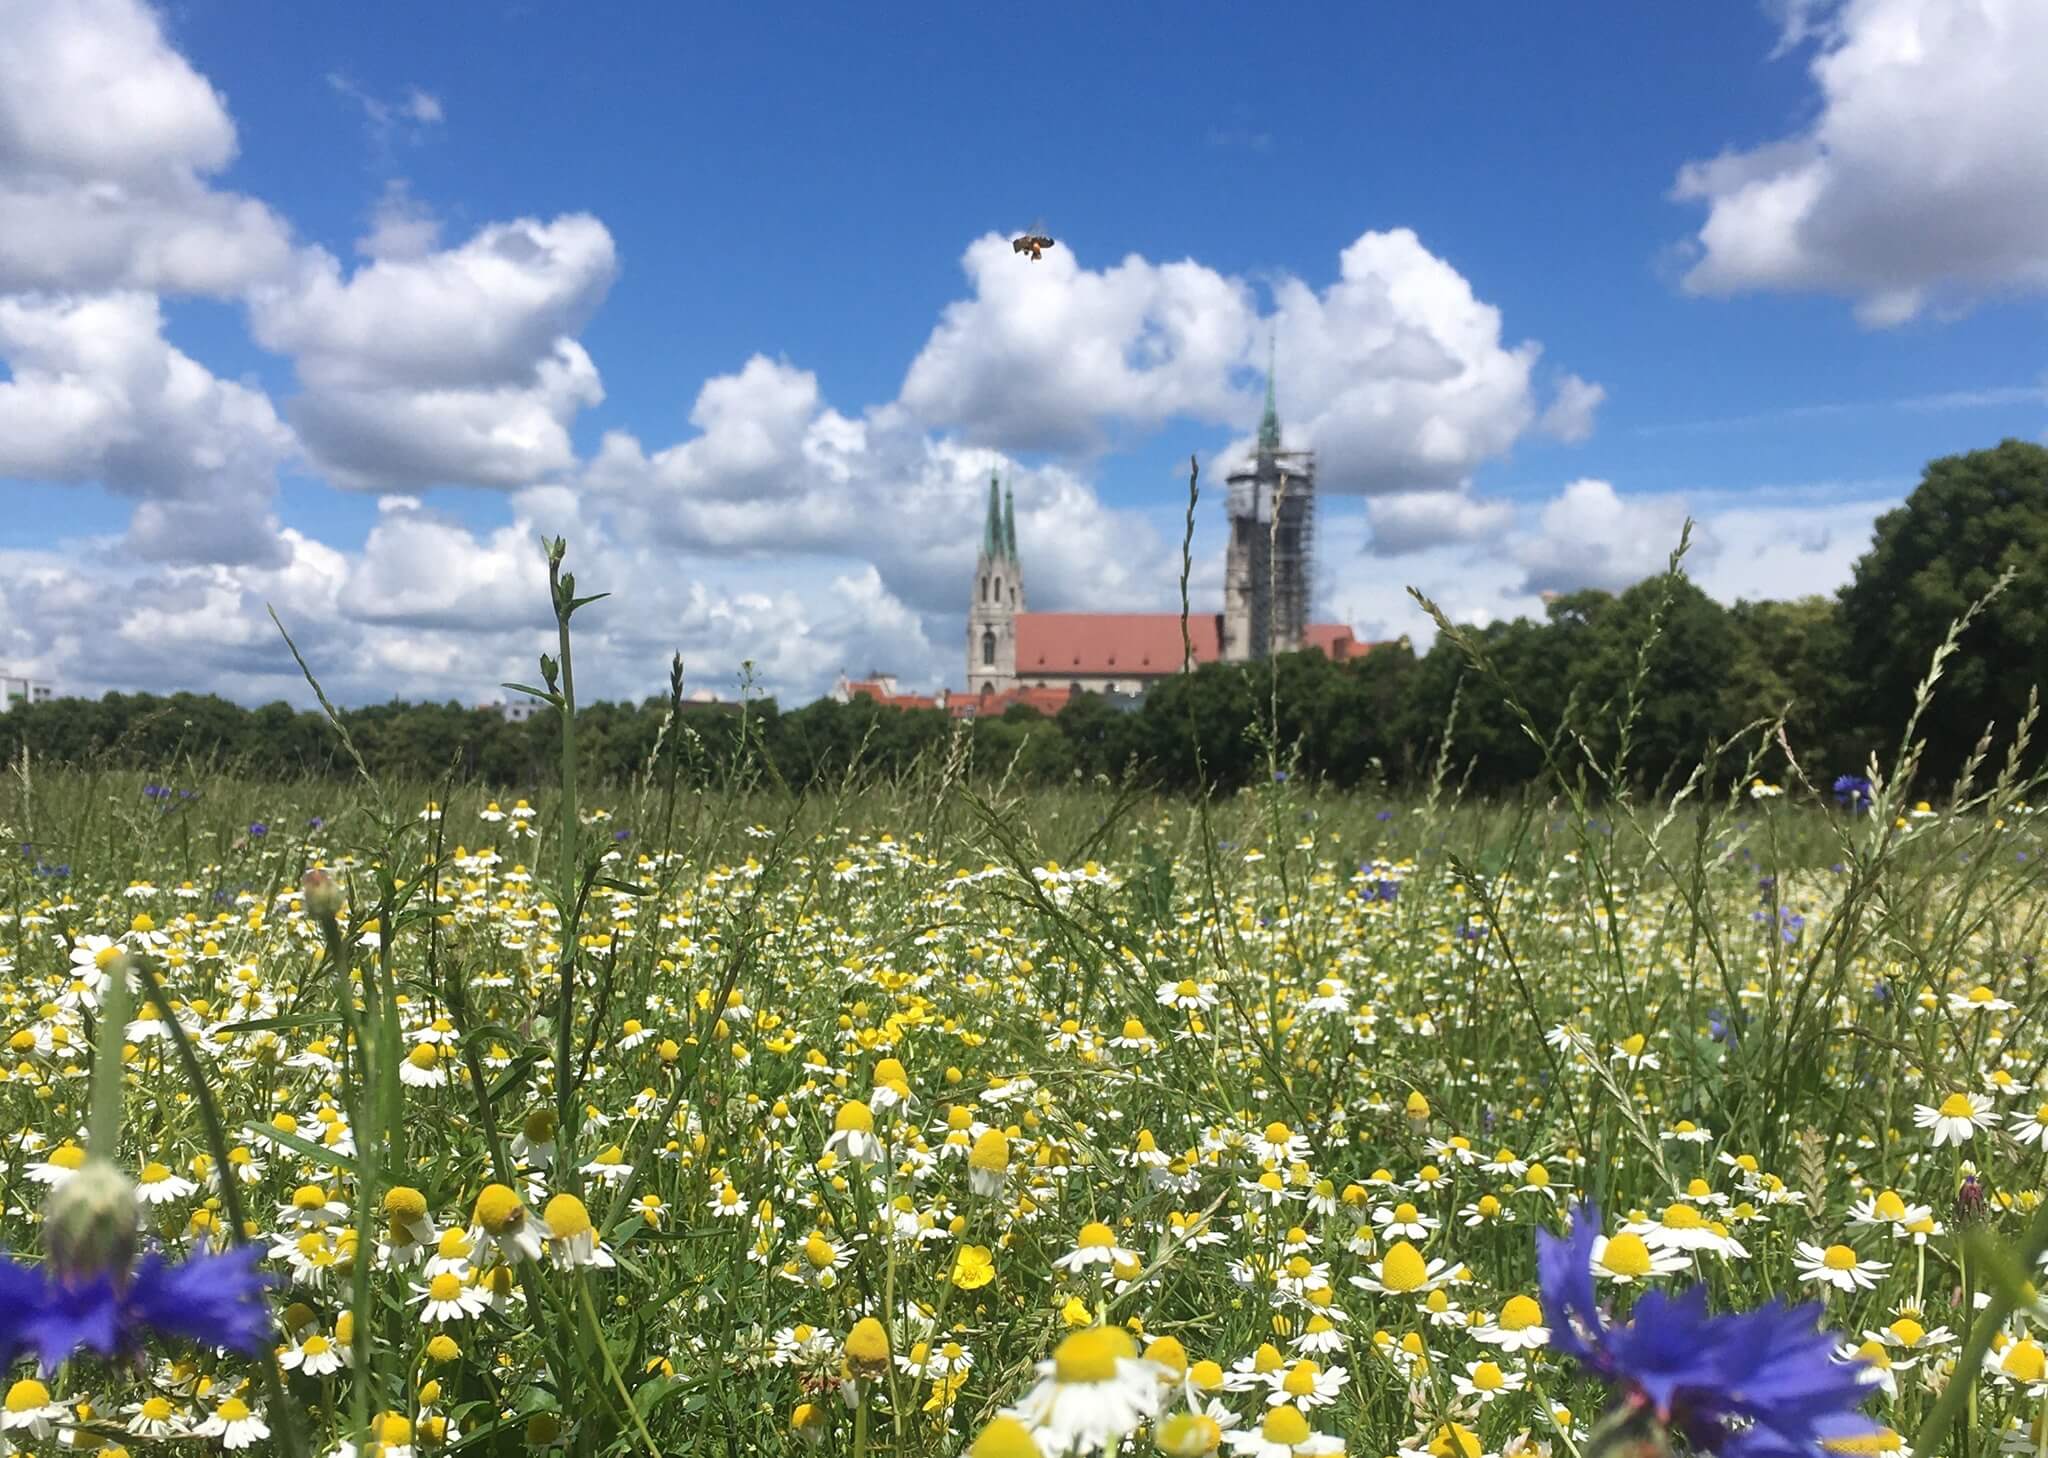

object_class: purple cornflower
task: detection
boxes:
[11,1245,272,1370]
[1832,774,1873,813]
[248,822,268,838]
[1538,1203,1876,1456]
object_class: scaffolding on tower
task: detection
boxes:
[1224,445,1316,660]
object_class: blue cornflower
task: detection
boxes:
[1538,1203,1876,1456]
[1832,774,1872,812]
[12,1245,272,1370]
[248,821,268,838]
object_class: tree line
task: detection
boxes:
[5,440,2044,797]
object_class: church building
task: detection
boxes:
[959,379,1364,710]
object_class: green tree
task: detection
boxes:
[1839,439,2048,782]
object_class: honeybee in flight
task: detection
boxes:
[1012,222,1055,261]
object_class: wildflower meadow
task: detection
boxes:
[2,545,2044,1458]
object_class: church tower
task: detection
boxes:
[968,472,1023,696]
[1223,350,1316,662]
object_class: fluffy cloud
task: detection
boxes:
[1329,480,1898,648]
[1365,491,1517,556]
[1674,0,2048,324]
[0,292,294,564]
[586,355,1179,619]
[1515,479,1698,595]
[0,0,293,296]
[905,229,1593,492]
[249,215,618,488]
[900,235,1257,452]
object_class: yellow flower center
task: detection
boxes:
[302,1335,331,1356]
[216,1399,250,1423]
[1264,1122,1292,1145]
[1874,1190,1907,1219]
[140,1398,174,1422]
[1661,1203,1704,1229]
[139,1162,171,1185]
[1380,1241,1428,1291]
[1260,1406,1311,1446]
[1281,1360,1320,1396]
[970,1129,1010,1172]
[970,1417,1043,1458]
[1121,1019,1147,1040]
[384,1186,428,1221]
[1499,1294,1543,1330]
[804,1233,838,1269]
[1601,1233,1653,1278]
[1889,1318,1926,1347]
[1620,1033,1646,1057]
[472,1184,525,1235]
[379,1415,414,1446]
[844,1317,889,1365]
[543,1194,592,1240]
[834,1101,875,1134]
[1394,1202,1420,1223]
[292,1184,329,1210]
[6,1381,50,1414]
[1252,1341,1285,1373]
[429,1273,462,1302]
[407,1043,438,1069]
[1470,1361,1505,1391]
[2005,1339,2046,1382]
[1076,1221,1116,1249]
[1937,1093,1976,1118]
[1822,1244,1859,1272]
[1052,1326,1135,1383]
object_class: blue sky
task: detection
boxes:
[1,0,2043,704]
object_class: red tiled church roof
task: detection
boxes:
[1013,613,1364,674]
[1015,613,1223,675]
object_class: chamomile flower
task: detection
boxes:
[1156,978,1218,1012]
[399,1042,448,1088]
[279,1330,346,1377]
[1053,1221,1141,1273]
[194,1396,271,1451]
[1588,1231,1690,1284]
[135,1159,197,1205]
[1793,1241,1891,1293]
[1451,1359,1527,1404]
[1473,1293,1550,1351]
[1007,1326,1164,1456]
[824,1101,883,1164]
[467,1184,545,1264]
[414,1271,491,1323]
[1349,1241,1451,1295]
[1913,1091,1995,1146]
[542,1194,615,1268]
[1624,1203,1747,1258]
[1260,1358,1347,1409]
[2,1380,69,1440]
[1221,1403,1341,1458]
[1372,1202,1439,1241]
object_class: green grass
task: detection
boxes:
[1,545,2044,1458]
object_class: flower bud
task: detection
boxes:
[44,1157,139,1282]
[301,870,346,920]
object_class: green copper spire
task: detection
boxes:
[1257,334,1281,456]
[981,472,1003,557]
[1002,481,1017,561]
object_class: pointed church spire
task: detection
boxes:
[981,471,1003,557]
[1257,333,1281,456]
[1002,480,1017,561]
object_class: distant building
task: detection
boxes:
[484,699,540,723]
[1,673,56,710]
[962,364,1365,706]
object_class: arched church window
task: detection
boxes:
[981,630,996,667]
[981,576,989,603]
[994,576,1003,600]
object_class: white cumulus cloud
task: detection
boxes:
[1674,0,2048,324]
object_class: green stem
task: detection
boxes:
[86,956,132,1159]
[132,955,306,1458]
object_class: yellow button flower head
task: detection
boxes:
[970,1417,1042,1458]
[843,1317,890,1376]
